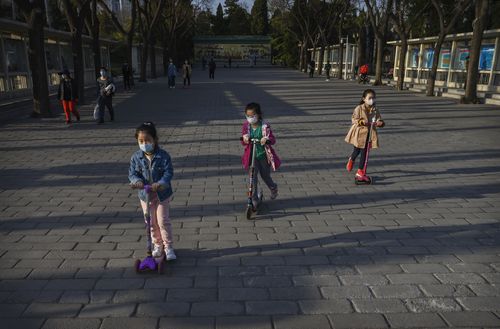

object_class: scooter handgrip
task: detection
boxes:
[144,185,153,193]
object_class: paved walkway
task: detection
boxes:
[1,68,500,329]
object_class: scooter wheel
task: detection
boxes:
[157,258,165,274]
[134,259,141,273]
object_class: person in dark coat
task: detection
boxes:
[122,62,131,91]
[208,58,216,79]
[57,69,80,124]
[96,67,115,124]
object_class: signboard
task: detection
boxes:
[439,49,451,69]
[479,45,494,70]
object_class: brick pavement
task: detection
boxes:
[0,68,500,328]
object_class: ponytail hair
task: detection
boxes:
[359,88,376,105]
[135,121,158,141]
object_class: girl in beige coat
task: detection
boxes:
[345,89,385,179]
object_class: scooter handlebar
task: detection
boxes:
[130,183,163,192]
[240,137,271,144]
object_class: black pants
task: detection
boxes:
[251,157,277,199]
[123,76,131,90]
[351,133,371,170]
[326,72,330,80]
[183,75,191,86]
[209,70,215,79]
[98,95,114,122]
[309,70,314,78]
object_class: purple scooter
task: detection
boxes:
[133,184,165,274]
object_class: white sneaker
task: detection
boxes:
[152,244,163,257]
[165,248,177,261]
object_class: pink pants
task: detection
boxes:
[140,195,173,248]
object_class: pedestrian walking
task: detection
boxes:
[96,67,115,124]
[122,62,132,91]
[57,69,80,124]
[324,62,332,81]
[167,59,177,89]
[182,60,192,88]
[308,60,315,78]
[209,58,216,79]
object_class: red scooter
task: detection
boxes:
[355,116,377,185]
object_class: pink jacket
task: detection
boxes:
[241,121,281,171]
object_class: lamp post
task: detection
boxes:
[340,36,349,79]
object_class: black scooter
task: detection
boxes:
[241,137,270,219]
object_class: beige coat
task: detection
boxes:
[182,64,192,78]
[344,104,384,149]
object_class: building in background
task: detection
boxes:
[0,18,115,100]
[193,35,272,67]
[388,29,500,105]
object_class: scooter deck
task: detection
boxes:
[134,256,166,274]
[354,177,372,185]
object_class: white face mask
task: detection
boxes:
[246,116,258,124]
[366,98,375,106]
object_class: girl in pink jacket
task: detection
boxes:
[241,102,281,200]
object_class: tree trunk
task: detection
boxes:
[373,35,385,85]
[150,41,156,79]
[318,45,325,75]
[397,38,408,91]
[91,0,101,78]
[170,36,178,66]
[426,34,445,96]
[162,45,168,76]
[126,35,134,85]
[338,43,344,79]
[71,30,85,104]
[463,0,488,104]
[26,10,51,117]
[357,26,366,67]
[299,43,305,72]
[139,42,149,82]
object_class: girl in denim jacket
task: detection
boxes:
[128,122,176,260]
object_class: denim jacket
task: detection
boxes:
[128,148,174,202]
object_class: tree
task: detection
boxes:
[99,0,138,84]
[84,0,101,78]
[426,0,472,96]
[137,0,166,82]
[462,0,489,103]
[251,0,269,35]
[225,0,251,35]
[288,0,320,72]
[159,0,193,70]
[270,8,299,67]
[336,1,352,79]
[213,3,227,34]
[14,0,51,117]
[364,0,394,85]
[390,0,430,91]
[61,0,92,104]
[195,9,214,35]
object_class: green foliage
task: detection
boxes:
[212,3,227,34]
[270,9,298,67]
[251,0,269,35]
[224,0,251,34]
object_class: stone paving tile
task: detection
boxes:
[1,68,499,328]
[385,313,447,328]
